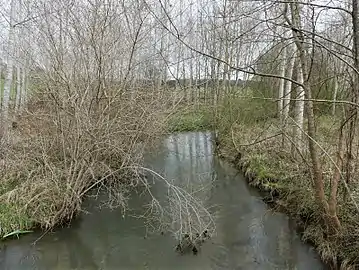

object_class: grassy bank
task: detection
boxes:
[214,97,359,269]
[166,106,214,133]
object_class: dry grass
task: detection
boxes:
[0,82,168,237]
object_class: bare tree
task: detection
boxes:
[2,0,17,127]
[282,43,295,137]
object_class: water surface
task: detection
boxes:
[0,132,325,270]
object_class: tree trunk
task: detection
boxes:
[346,0,359,196]
[332,75,338,116]
[289,1,341,231]
[15,66,21,113]
[2,0,17,126]
[328,124,344,232]
[20,66,27,110]
[282,46,295,145]
[292,55,305,150]
[189,54,194,103]
[283,49,295,122]
[278,43,287,118]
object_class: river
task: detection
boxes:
[0,131,325,270]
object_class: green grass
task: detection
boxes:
[167,107,214,133]
[246,154,279,180]
[0,203,34,239]
[0,172,35,239]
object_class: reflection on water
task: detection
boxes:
[0,132,325,270]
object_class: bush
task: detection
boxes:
[0,80,167,236]
[0,80,216,244]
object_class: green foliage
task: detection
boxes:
[215,94,276,137]
[0,203,34,239]
[0,174,34,238]
[167,107,213,133]
[247,154,277,180]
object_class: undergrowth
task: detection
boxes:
[0,83,167,239]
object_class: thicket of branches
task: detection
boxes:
[0,0,215,249]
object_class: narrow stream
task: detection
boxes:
[0,132,325,270]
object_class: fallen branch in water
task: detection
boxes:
[132,166,216,254]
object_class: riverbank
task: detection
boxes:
[167,101,359,269]
[215,119,359,270]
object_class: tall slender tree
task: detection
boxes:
[2,0,17,126]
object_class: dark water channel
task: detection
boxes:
[0,132,326,270]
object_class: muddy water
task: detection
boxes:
[0,132,326,270]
